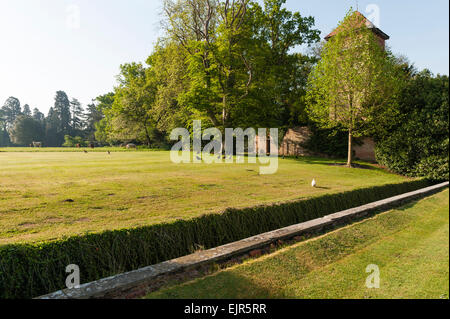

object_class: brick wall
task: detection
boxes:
[278,127,377,162]
[279,127,315,156]
[354,137,376,162]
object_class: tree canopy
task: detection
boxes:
[375,70,449,180]
[306,9,400,166]
[90,0,320,147]
[9,115,44,146]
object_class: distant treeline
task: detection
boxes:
[0,91,101,147]
[1,0,324,148]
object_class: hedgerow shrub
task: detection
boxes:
[375,71,449,181]
[0,179,433,299]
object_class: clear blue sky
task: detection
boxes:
[0,0,448,114]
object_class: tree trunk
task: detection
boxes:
[144,125,151,147]
[347,128,353,167]
[221,95,227,156]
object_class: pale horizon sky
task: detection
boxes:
[0,0,448,115]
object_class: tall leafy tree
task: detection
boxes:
[306,10,399,167]
[44,107,60,146]
[163,0,227,129]
[70,98,85,133]
[90,0,319,147]
[32,108,45,122]
[0,108,9,146]
[110,63,157,146]
[249,0,320,127]
[376,71,449,180]
[84,101,105,143]
[0,97,22,146]
[162,0,320,137]
[147,41,191,133]
[9,115,44,146]
[22,104,32,117]
[51,91,72,145]
[1,97,22,129]
[91,93,115,143]
[53,91,71,134]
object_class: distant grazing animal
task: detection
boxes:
[76,144,81,148]
[32,141,42,148]
[84,150,88,154]
[126,144,137,149]
[89,143,95,149]
[108,151,111,155]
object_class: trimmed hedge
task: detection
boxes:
[0,179,433,299]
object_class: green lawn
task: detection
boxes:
[147,189,449,299]
[0,149,407,245]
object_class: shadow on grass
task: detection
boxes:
[284,155,391,173]
[151,271,278,299]
[217,152,381,171]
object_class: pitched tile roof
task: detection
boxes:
[325,11,390,41]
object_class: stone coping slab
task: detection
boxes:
[38,181,449,299]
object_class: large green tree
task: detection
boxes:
[0,97,22,146]
[32,108,45,122]
[0,109,9,146]
[89,1,320,146]
[44,107,60,146]
[306,10,399,167]
[9,115,44,146]
[1,97,22,129]
[46,91,72,145]
[53,91,71,133]
[22,104,32,117]
[249,1,319,127]
[70,98,85,133]
[92,93,114,144]
[109,63,157,146]
[163,0,319,133]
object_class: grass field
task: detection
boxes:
[0,149,408,245]
[147,189,449,299]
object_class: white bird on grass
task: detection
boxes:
[311,179,317,188]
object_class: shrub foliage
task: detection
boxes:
[302,123,357,159]
[375,71,449,181]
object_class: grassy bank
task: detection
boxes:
[148,189,449,299]
[0,151,407,245]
